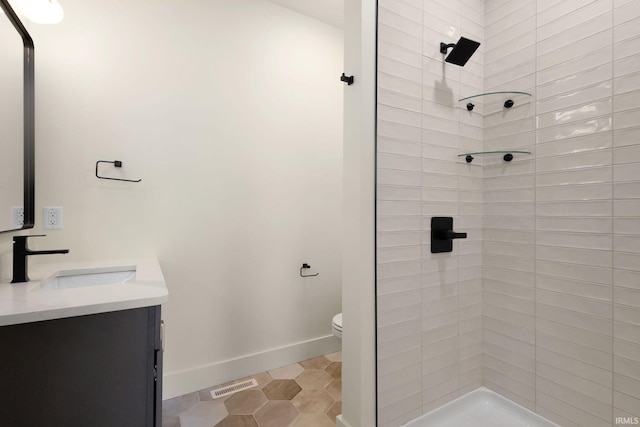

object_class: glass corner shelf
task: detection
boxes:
[458,91,532,102]
[458,150,531,163]
[458,91,532,111]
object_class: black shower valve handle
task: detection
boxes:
[431,216,468,253]
[434,230,467,240]
[444,231,467,240]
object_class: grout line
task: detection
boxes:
[611,6,616,415]
[533,3,539,408]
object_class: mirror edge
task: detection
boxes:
[0,0,34,232]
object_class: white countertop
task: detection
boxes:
[0,257,169,327]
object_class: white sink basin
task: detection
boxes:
[35,266,137,291]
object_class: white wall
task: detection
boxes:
[338,0,377,426]
[0,0,344,399]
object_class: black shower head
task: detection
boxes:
[440,37,481,66]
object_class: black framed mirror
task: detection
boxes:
[0,0,34,232]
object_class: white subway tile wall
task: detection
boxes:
[377,0,640,426]
[613,0,640,422]
[535,0,614,424]
[377,0,484,426]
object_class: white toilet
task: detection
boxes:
[332,313,342,339]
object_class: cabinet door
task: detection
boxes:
[0,306,160,427]
[153,307,163,427]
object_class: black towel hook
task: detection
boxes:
[340,73,354,85]
[96,160,142,183]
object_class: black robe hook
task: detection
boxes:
[340,73,354,85]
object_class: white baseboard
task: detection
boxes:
[163,334,341,399]
[336,415,352,427]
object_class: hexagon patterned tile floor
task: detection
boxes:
[162,352,342,427]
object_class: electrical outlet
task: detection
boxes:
[11,206,24,228]
[43,207,63,230]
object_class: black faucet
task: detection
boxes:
[11,235,70,283]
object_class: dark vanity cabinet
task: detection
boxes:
[0,306,163,427]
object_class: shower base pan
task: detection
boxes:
[402,387,560,427]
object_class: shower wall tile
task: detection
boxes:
[380,1,640,425]
[537,134,612,159]
[377,0,485,424]
[537,394,610,427]
[615,92,640,116]
[613,0,640,420]
[378,139,422,159]
[536,149,612,172]
[485,0,530,27]
[539,32,612,77]
[381,0,422,24]
[378,41,423,69]
[614,70,640,95]
[485,2,536,41]
[614,57,640,81]
[376,3,425,425]
[379,95,422,117]
[615,165,640,184]
[616,18,640,45]
[537,12,611,57]
[537,0,612,42]
[614,107,640,129]
[485,32,535,65]
[536,99,612,129]
[379,10,422,39]
[378,57,422,85]
[536,81,613,115]
[378,14,422,43]
[534,1,616,425]
[614,182,640,202]
[485,14,535,53]
[537,63,613,100]
[486,70,535,99]
[485,46,536,79]
[379,74,422,101]
[537,0,599,27]
[614,37,640,64]
[614,0,640,25]
[613,8,640,425]
[482,0,536,411]
[615,0,638,7]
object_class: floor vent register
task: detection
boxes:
[210,378,258,399]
